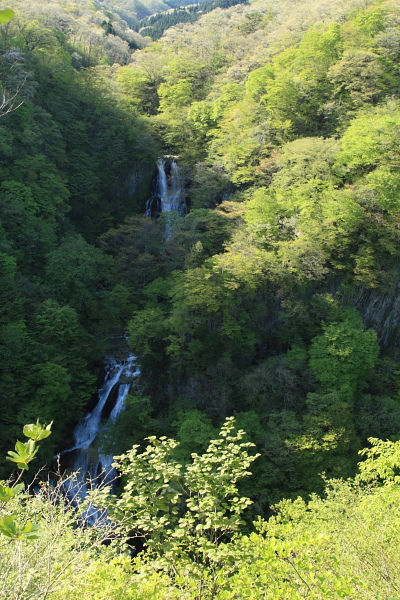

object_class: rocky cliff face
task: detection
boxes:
[121,161,157,214]
[125,160,157,213]
[351,284,400,348]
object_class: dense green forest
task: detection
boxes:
[2,0,400,596]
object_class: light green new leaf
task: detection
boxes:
[0,515,19,538]
[0,482,24,502]
[0,515,41,540]
[6,439,39,469]
[23,420,53,442]
[20,520,42,540]
[0,9,14,23]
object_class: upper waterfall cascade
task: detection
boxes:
[145,158,186,217]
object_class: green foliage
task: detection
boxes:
[173,409,217,462]
[309,309,379,401]
[100,394,156,456]
[328,50,398,110]
[7,439,39,470]
[0,482,24,502]
[358,437,400,483]
[45,234,114,320]
[57,431,400,598]
[98,417,258,593]
[4,422,400,599]
[0,0,161,462]
[273,137,340,187]
[245,22,343,136]
[0,515,41,541]
[136,0,248,41]
[3,0,400,580]
[0,420,52,545]
[5,420,51,471]
[356,394,400,443]
[158,79,193,110]
[227,475,400,599]
[0,474,126,599]
[334,101,400,179]
[99,215,164,304]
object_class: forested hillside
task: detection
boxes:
[0,0,159,458]
[111,0,400,508]
[135,0,249,41]
[2,0,400,596]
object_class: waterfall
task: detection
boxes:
[72,359,125,453]
[157,159,169,207]
[145,158,185,219]
[62,354,139,523]
[97,380,135,486]
[158,159,184,213]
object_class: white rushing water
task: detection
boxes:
[63,355,139,523]
[72,359,125,453]
[97,381,133,486]
[158,159,184,213]
[145,158,185,218]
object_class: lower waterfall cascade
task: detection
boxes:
[62,354,139,521]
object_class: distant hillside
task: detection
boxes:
[97,0,218,28]
[135,0,249,40]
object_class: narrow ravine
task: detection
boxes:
[60,157,184,519]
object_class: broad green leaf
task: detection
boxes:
[0,515,41,540]
[0,515,19,538]
[0,483,15,502]
[0,482,25,501]
[0,9,14,23]
[13,483,25,495]
[21,521,42,540]
[23,420,53,441]
[6,439,39,468]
